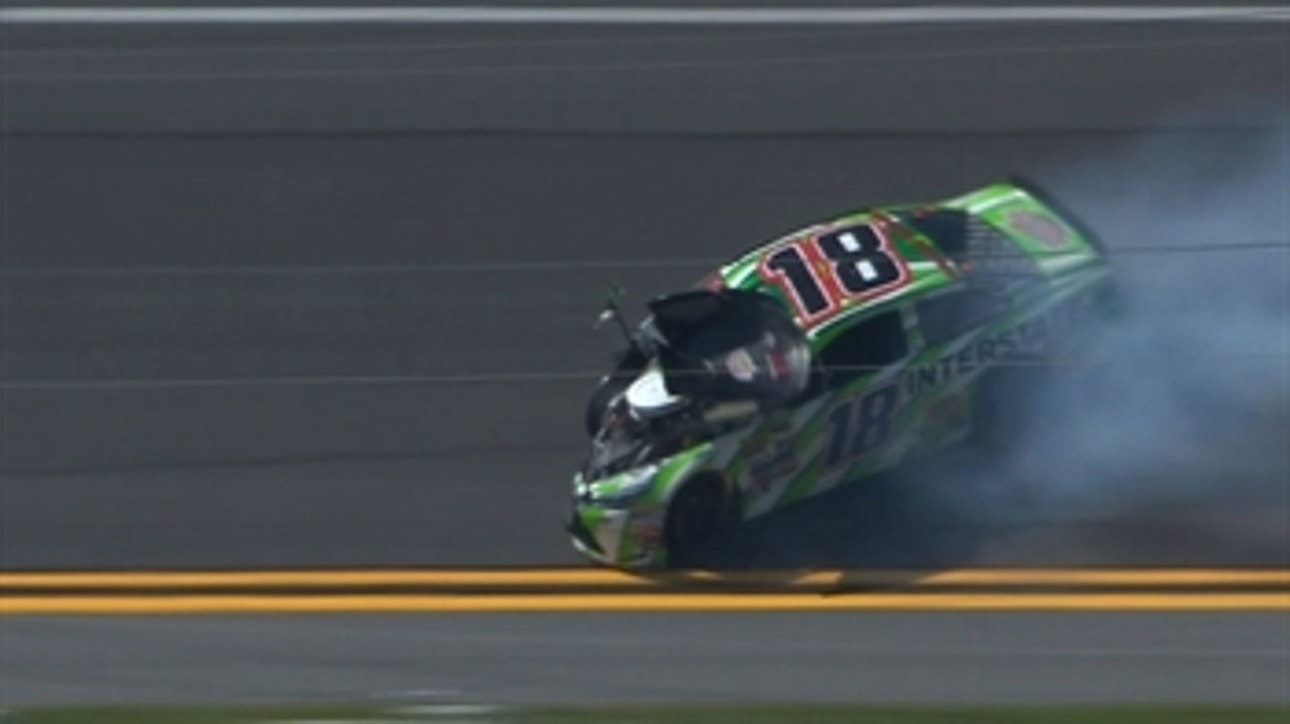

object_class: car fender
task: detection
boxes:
[653,442,720,510]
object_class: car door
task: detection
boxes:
[809,306,919,494]
[733,306,917,519]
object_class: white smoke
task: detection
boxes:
[721,99,1289,568]
[994,103,1289,518]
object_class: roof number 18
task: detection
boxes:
[760,224,908,326]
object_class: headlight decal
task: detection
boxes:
[589,464,659,506]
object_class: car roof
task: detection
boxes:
[700,179,1108,346]
[709,207,958,344]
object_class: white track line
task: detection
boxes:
[395,704,506,717]
[0,371,600,391]
[2,240,1285,278]
[1,6,1288,25]
[4,352,1285,392]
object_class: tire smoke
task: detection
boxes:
[999,108,1289,517]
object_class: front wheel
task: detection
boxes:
[664,476,731,568]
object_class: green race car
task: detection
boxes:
[568,177,1120,569]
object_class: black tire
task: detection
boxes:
[664,476,730,568]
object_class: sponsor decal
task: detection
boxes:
[959,218,1041,279]
[1008,209,1070,250]
[629,519,663,548]
[725,348,758,382]
[742,414,799,494]
[903,323,1037,398]
[746,438,798,494]
[758,223,910,329]
[903,291,1102,398]
[742,411,793,456]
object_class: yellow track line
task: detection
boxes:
[2,592,1286,615]
[2,568,1287,589]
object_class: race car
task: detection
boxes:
[567,177,1120,569]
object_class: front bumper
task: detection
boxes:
[565,506,605,556]
[567,443,717,569]
[566,500,666,569]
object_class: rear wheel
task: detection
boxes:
[664,476,731,568]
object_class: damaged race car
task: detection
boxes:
[567,177,1121,569]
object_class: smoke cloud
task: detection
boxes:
[991,103,1289,519]
[714,98,1288,569]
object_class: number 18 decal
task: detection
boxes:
[759,224,909,326]
[824,383,901,470]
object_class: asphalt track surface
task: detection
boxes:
[3,7,1289,570]
[5,613,1289,706]
[1,2,1289,707]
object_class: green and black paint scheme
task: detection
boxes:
[568,177,1120,569]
